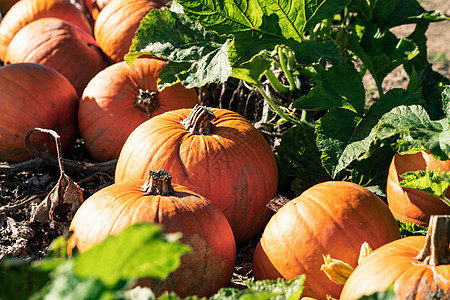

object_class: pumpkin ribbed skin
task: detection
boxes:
[252,181,400,300]
[5,18,108,96]
[340,218,450,300]
[68,175,236,298]
[94,0,163,63]
[78,57,199,162]
[115,107,278,244]
[0,0,92,61]
[0,63,79,162]
[386,151,450,226]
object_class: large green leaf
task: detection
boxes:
[178,0,349,65]
[276,124,332,196]
[73,223,191,287]
[399,170,450,207]
[347,21,419,89]
[293,63,366,114]
[316,89,420,178]
[126,2,232,90]
[375,87,450,160]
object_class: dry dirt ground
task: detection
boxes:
[0,0,449,291]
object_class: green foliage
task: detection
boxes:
[72,223,191,286]
[397,220,428,238]
[127,0,449,197]
[0,224,307,300]
[0,223,190,299]
[376,85,450,160]
[399,169,450,207]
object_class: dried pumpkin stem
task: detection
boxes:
[134,85,158,118]
[25,128,64,174]
[142,168,174,196]
[416,215,450,265]
[181,104,216,135]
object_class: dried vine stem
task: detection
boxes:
[0,128,117,174]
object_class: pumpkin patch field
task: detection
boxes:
[1,0,450,299]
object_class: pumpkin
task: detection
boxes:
[340,214,450,299]
[0,0,92,61]
[94,0,163,63]
[115,105,278,244]
[0,63,79,162]
[252,181,400,300]
[78,57,199,162]
[386,151,450,226]
[4,17,109,96]
[68,168,236,298]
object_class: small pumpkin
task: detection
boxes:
[252,181,400,300]
[0,63,79,162]
[78,57,199,162]
[386,151,450,226]
[68,168,236,298]
[94,0,163,63]
[0,0,92,61]
[340,214,450,299]
[115,105,278,244]
[4,17,109,96]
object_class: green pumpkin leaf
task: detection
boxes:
[73,223,191,287]
[126,2,232,90]
[375,86,450,160]
[399,170,450,207]
[178,0,348,65]
[347,21,419,89]
[315,85,420,178]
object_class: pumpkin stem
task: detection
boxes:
[416,215,450,266]
[142,169,174,196]
[135,85,159,118]
[181,104,216,135]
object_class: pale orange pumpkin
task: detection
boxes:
[386,151,450,226]
[68,169,236,298]
[94,0,163,63]
[78,57,199,162]
[252,181,400,300]
[340,214,450,299]
[115,105,278,244]
[0,0,92,61]
[4,17,108,96]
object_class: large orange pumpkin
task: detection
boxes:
[115,105,278,244]
[252,181,400,300]
[4,17,108,96]
[0,0,92,61]
[386,151,450,226]
[78,57,199,162]
[94,0,163,63]
[340,214,450,299]
[68,169,236,298]
[0,63,79,162]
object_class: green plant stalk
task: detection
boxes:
[278,46,297,92]
[439,195,450,207]
[265,68,290,94]
[255,84,302,126]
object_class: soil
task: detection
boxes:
[1,0,449,293]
